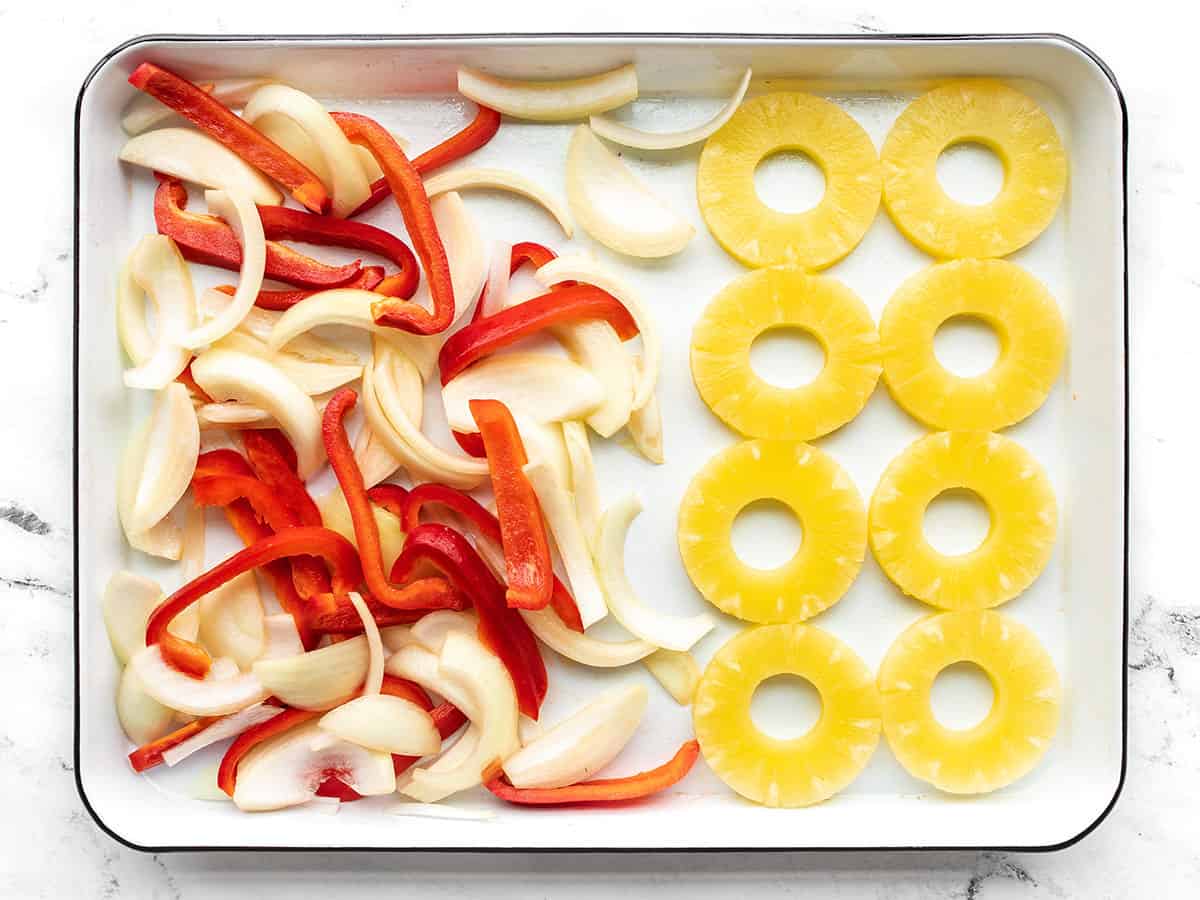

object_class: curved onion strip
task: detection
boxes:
[480,241,511,320]
[589,68,752,150]
[121,235,197,390]
[181,502,206,580]
[119,128,282,205]
[317,489,406,573]
[442,353,605,434]
[423,168,572,238]
[259,613,305,661]
[102,571,198,665]
[360,355,440,487]
[117,421,181,559]
[190,348,323,478]
[516,418,572,493]
[199,292,360,365]
[131,644,268,717]
[243,84,371,217]
[181,191,267,349]
[266,289,399,353]
[380,625,416,654]
[597,494,714,651]
[410,610,478,654]
[255,113,395,183]
[198,571,265,669]
[565,125,694,258]
[130,383,199,535]
[347,592,384,696]
[352,423,402,489]
[252,636,368,710]
[562,421,602,551]
[117,666,175,745]
[642,648,701,705]
[122,76,273,135]
[215,331,361,396]
[196,402,275,430]
[626,386,664,464]
[458,64,637,122]
[520,606,653,668]
[319,694,440,756]
[160,701,283,768]
[385,645,477,718]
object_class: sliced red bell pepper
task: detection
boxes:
[147,527,364,677]
[440,285,639,385]
[471,240,562,323]
[380,674,434,712]
[468,400,553,611]
[322,389,465,612]
[217,707,319,797]
[362,483,408,519]
[304,592,425,633]
[154,179,362,289]
[348,104,502,217]
[128,718,212,773]
[129,63,330,214]
[242,430,321,526]
[451,430,487,458]
[392,523,548,719]
[484,740,701,806]
[177,362,213,402]
[213,265,385,312]
[330,112,456,335]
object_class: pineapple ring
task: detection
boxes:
[881,80,1067,259]
[870,431,1057,610]
[694,624,881,807]
[691,268,882,440]
[678,439,866,624]
[697,93,882,270]
[879,610,1061,794]
[880,259,1066,431]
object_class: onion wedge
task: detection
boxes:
[565,125,694,258]
[626,387,664,464]
[128,383,200,535]
[347,592,384,696]
[589,68,752,150]
[102,571,198,665]
[266,289,400,354]
[319,695,440,756]
[562,421,602,551]
[259,614,305,661]
[385,645,477,717]
[442,353,604,434]
[458,64,637,122]
[198,292,360,366]
[317,488,406,573]
[380,625,416,654]
[519,607,653,668]
[480,241,511,320]
[190,348,323,478]
[215,330,360,396]
[409,610,478,654]
[196,402,275,431]
[252,636,368,710]
[116,421,181,559]
[423,168,572,238]
[503,683,647,789]
[243,84,371,217]
[597,495,714,651]
[353,423,402,490]
[198,571,265,670]
[160,701,283,768]
[119,127,282,206]
[119,235,197,390]
[121,76,273,135]
[131,644,268,717]
[642,649,701,705]
[117,666,175,745]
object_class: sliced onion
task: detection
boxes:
[410,610,478,653]
[116,421,182,559]
[518,716,543,746]
[117,665,176,745]
[589,68,752,150]
[643,649,702,705]
[120,235,197,390]
[522,459,607,628]
[423,168,572,238]
[458,64,637,122]
[626,387,664,464]
[520,607,653,668]
[316,488,406,573]
[131,643,268,717]
[215,328,360,396]
[266,289,402,355]
[380,625,416,654]
[198,571,265,669]
[190,348,323,478]
[347,592,384,696]
[479,241,512,320]
[562,420,602,552]
[565,125,694,258]
[386,644,478,718]
[516,418,572,491]
[254,113,394,184]
[243,84,371,217]
[130,383,200,534]
[119,127,282,206]
[558,322,634,437]
[180,502,206,580]
[442,353,604,434]
[252,636,367,710]
[259,614,305,660]
[319,694,440,755]
[196,402,274,430]
[102,569,199,665]
[198,292,360,366]
[503,682,647,789]
[122,76,273,135]
[161,701,283,767]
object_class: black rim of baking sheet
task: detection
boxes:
[73,31,1130,856]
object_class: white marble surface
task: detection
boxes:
[0,0,1195,895]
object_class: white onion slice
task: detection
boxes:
[589,68,752,150]
[319,694,440,755]
[423,168,572,237]
[119,128,282,205]
[626,387,664,464]
[316,489,406,573]
[565,125,694,258]
[643,649,702,705]
[190,348,323,478]
[117,666,176,745]
[562,420,601,552]
[252,636,368,710]
[458,64,637,122]
[353,423,403,490]
[385,645,477,718]
[198,292,360,365]
[597,494,714,651]
[243,84,371,217]
[131,644,268,717]
[480,241,512,320]
[442,353,604,434]
[380,625,416,654]
[347,592,384,696]
[520,607,654,668]
[196,402,274,430]
[503,682,647,789]
[116,421,182,559]
[120,235,197,390]
[161,701,283,767]
[198,571,265,669]
[266,289,401,354]
[130,383,199,535]
[103,570,166,665]
[409,610,478,654]
[215,330,361,396]
[259,614,305,661]
[388,802,496,821]
[180,502,205,580]
[122,76,273,135]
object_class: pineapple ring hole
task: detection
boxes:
[753,150,827,214]
[931,661,996,731]
[936,141,1005,206]
[750,674,824,740]
[933,315,1001,377]
[749,326,827,389]
[731,499,804,570]
[922,489,991,556]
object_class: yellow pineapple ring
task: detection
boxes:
[697,93,882,270]
[879,610,1061,794]
[694,624,881,807]
[870,432,1057,610]
[881,80,1067,258]
[678,440,866,624]
[692,268,882,440]
[881,259,1066,431]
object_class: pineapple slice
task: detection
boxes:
[694,624,881,807]
[880,259,1065,431]
[691,267,881,440]
[881,80,1067,259]
[878,610,1061,794]
[870,432,1057,610]
[697,92,881,270]
[678,440,866,624]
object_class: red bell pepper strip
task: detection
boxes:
[362,483,408,519]
[128,718,212,773]
[392,523,548,719]
[330,112,456,335]
[451,430,487,458]
[154,179,362,289]
[242,430,321,526]
[322,389,465,612]
[468,400,553,611]
[440,285,639,386]
[348,104,502,217]
[471,240,561,323]
[217,707,319,797]
[399,482,583,632]
[484,740,701,806]
[129,63,330,214]
[147,527,364,677]
[304,592,425,633]
[213,265,385,312]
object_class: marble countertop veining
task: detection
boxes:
[2,0,1197,895]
